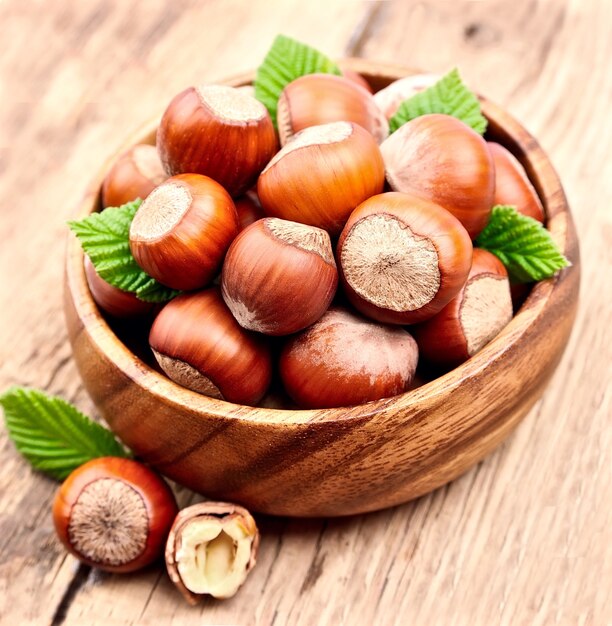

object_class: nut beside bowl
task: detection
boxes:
[64,59,580,517]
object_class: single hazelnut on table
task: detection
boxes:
[149,288,272,405]
[84,256,153,318]
[157,84,278,196]
[234,190,265,231]
[52,457,178,573]
[257,121,385,235]
[221,217,337,335]
[373,73,440,119]
[337,192,473,325]
[101,144,167,208]
[380,113,495,238]
[277,73,388,145]
[279,307,419,409]
[488,142,545,222]
[414,249,513,367]
[166,502,259,602]
[129,173,239,291]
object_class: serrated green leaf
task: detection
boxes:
[0,387,130,480]
[254,34,342,126]
[388,68,487,134]
[476,205,570,283]
[68,199,180,303]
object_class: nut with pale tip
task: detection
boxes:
[414,248,513,367]
[277,73,388,145]
[337,192,473,325]
[149,288,272,405]
[157,84,278,196]
[52,457,178,573]
[380,113,495,238]
[101,144,167,208]
[129,173,239,291]
[258,121,385,235]
[221,217,338,336]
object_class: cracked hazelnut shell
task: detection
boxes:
[165,502,259,602]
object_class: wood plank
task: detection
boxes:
[0,0,610,624]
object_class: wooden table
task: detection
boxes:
[1,1,610,624]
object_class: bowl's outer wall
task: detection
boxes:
[64,60,580,517]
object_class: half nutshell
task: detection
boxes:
[165,502,259,603]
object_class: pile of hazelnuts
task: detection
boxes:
[90,71,545,409]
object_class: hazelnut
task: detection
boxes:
[373,73,440,119]
[337,192,473,324]
[341,68,373,93]
[129,173,239,291]
[414,249,513,367]
[101,144,166,208]
[488,142,545,222]
[157,84,278,196]
[84,256,153,318]
[52,457,177,573]
[234,191,265,231]
[149,288,272,405]
[221,218,337,335]
[380,113,495,238]
[280,307,419,409]
[258,121,385,235]
[277,73,388,145]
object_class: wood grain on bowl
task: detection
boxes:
[64,60,580,517]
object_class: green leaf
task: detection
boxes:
[388,68,487,134]
[68,199,179,303]
[254,34,342,126]
[0,387,130,480]
[476,205,570,283]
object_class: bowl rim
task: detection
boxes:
[65,58,575,426]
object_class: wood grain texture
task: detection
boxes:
[64,61,580,518]
[0,0,610,624]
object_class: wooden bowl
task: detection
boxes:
[64,59,580,517]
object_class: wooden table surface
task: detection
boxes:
[1,1,610,624]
